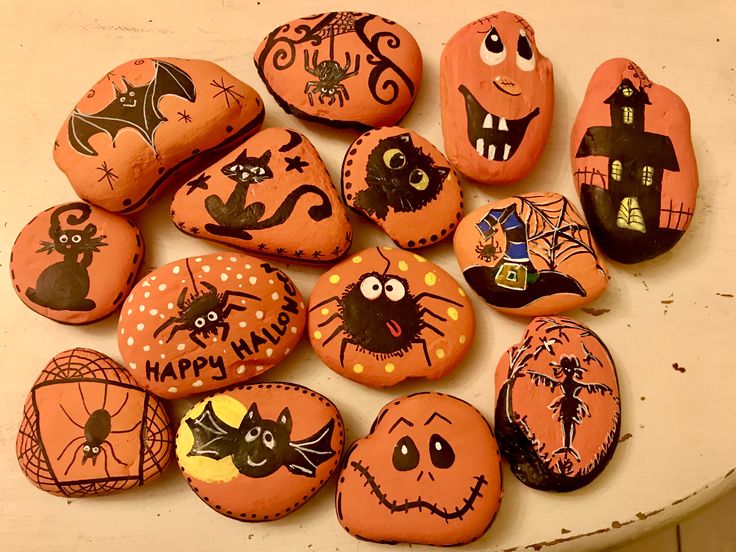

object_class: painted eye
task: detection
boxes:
[392,436,420,471]
[119,97,126,103]
[83,445,90,452]
[71,234,82,243]
[194,317,206,328]
[258,168,265,175]
[409,168,429,191]
[262,431,275,450]
[92,446,100,454]
[480,26,506,65]
[129,91,135,97]
[384,278,406,302]
[59,234,69,243]
[382,148,406,170]
[359,276,383,300]
[245,427,261,442]
[429,434,455,469]
[516,30,536,71]
[207,311,218,322]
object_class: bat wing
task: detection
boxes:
[145,60,197,129]
[285,418,336,477]
[67,108,134,156]
[185,400,239,460]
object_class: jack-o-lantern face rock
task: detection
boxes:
[342,127,464,248]
[54,58,264,214]
[308,247,474,387]
[454,192,608,316]
[171,128,352,263]
[441,12,554,184]
[336,392,502,545]
[118,253,305,398]
[16,348,172,497]
[571,58,698,263]
[495,317,621,491]
[254,12,422,129]
[10,202,143,324]
[176,382,344,521]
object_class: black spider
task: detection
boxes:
[304,50,360,107]
[475,233,501,263]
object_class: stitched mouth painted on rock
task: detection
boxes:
[459,85,539,162]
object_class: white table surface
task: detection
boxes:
[1,1,734,550]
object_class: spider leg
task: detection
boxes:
[102,381,108,410]
[77,382,91,416]
[327,93,336,106]
[56,436,85,461]
[109,391,129,418]
[317,312,342,328]
[59,403,85,429]
[319,90,327,105]
[312,49,319,69]
[339,337,359,367]
[63,443,84,475]
[307,88,315,106]
[110,415,142,434]
[153,316,183,339]
[343,52,351,71]
[303,50,313,72]
[322,324,345,347]
[222,303,247,319]
[334,88,344,107]
[99,447,112,478]
[414,292,464,307]
[337,83,349,101]
[222,290,260,302]
[344,54,361,78]
[418,308,446,323]
[165,323,190,344]
[411,337,432,366]
[309,296,341,311]
[419,321,445,337]
[104,440,127,466]
[191,333,207,348]
[177,287,189,308]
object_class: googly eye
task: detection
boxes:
[71,234,82,243]
[194,317,206,329]
[480,26,506,66]
[409,168,429,191]
[359,276,383,300]
[83,445,90,452]
[384,278,406,302]
[382,148,407,170]
[516,30,535,71]
[245,427,261,442]
[59,234,69,243]
[207,311,218,322]
[262,431,275,449]
[92,447,100,454]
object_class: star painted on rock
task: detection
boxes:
[96,161,119,190]
[312,250,323,259]
[185,173,211,195]
[294,249,304,258]
[285,155,309,173]
[177,110,192,123]
[257,243,267,251]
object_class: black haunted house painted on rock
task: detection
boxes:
[575,79,681,263]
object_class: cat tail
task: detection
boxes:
[250,185,332,229]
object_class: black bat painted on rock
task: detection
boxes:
[68,60,197,156]
[186,400,336,478]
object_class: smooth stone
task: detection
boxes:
[495,316,621,491]
[440,11,554,184]
[54,57,264,214]
[176,382,343,521]
[117,253,305,397]
[10,202,143,324]
[336,392,502,546]
[171,128,352,263]
[254,11,421,129]
[308,247,474,387]
[454,192,608,316]
[341,127,463,248]
[571,58,698,263]
[17,348,173,497]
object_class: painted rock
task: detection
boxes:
[171,128,352,263]
[571,58,698,263]
[254,12,421,129]
[454,192,608,316]
[10,202,143,324]
[176,382,343,521]
[117,253,305,398]
[336,392,502,545]
[495,316,621,491]
[440,12,554,184]
[17,348,172,497]
[54,57,264,214]
[341,127,464,248]
[308,247,474,387]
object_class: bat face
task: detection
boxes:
[232,404,292,478]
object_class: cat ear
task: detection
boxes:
[84,223,97,237]
[277,407,292,434]
[244,402,261,424]
[232,148,250,164]
[397,133,412,144]
[120,76,134,93]
[259,150,272,164]
[434,166,451,181]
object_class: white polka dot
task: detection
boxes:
[236,365,246,374]
[173,266,180,274]
[236,273,243,280]
[127,295,134,304]
[202,265,211,273]
[192,380,203,387]
[285,348,290,355]
[136,323,145,331]
[249,276,257,285]
[268,279,274,285]
[129,362,137,370]
[158,340,164,345]
[213,337,218,343]
[149,309,158,316]
[120,328,125,335]
[177,343,186,351]
[167,303,174,310]
[239,321,247,328]
[300,302,305,308]
[245,264,252,270]
[144,291,151,299]
[226,266,232,271]
[255,310,264,319]
[127,337,134,346]
[195,257,202,263]
[221,273,229,282]
[271,292,279,300]
[143,345,151,352]
[160,353,166,359]
[240,300,246,305]
[158,283,167,292]
[141,280,151,288]
[150,276,156,281]
[168,387,177,393]
[266,348,273,357]
[139,305,145,312]
[230,256,237,262]
[216,256,223,261]
[291,327,298,334]
[256,365,264,372]
[181,280,186,284]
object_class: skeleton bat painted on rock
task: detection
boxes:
[186,400,336,478]
[68,60,197,156]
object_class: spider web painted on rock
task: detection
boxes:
[314,12,358,39]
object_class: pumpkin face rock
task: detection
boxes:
[176,382,343,521]
[254,12,422,129]
[54,57,264,214]
[336,392,502,546]
[118,253,305,397]
[17,348,172,497]
[495,317,621,491]
[571,58,698,263]
[342,127,464,248]
[171,128,351,263]
[308,247,474,387]
[440,12,553,184]
[454,192,608,316]
[10,202,143,324]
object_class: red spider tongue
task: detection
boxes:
[386,319,402,338]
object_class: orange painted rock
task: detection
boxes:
[571,58,698,263]
[336,392,502,545]
[441,12,553,184]
[176,382,343,521]
[54,57,264,214]
[309,247,474,387]
[495,316,621,491]
[171,128,352,263]
[341,127,463,248]
[10,202,143,324]
[117,253,305,398]
[16,348,172,497]
[254,12,422,129]
[454,192,608,316]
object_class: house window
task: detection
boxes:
[622,86,634,97]
[623,107,634,124]
[611,160,622,181]
[641,165,654,186]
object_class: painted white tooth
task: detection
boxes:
[487,144,496,160]
[476,138,485,155]
[503,143,511,160]
[498,117,509,131]
[483,113,493,129]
